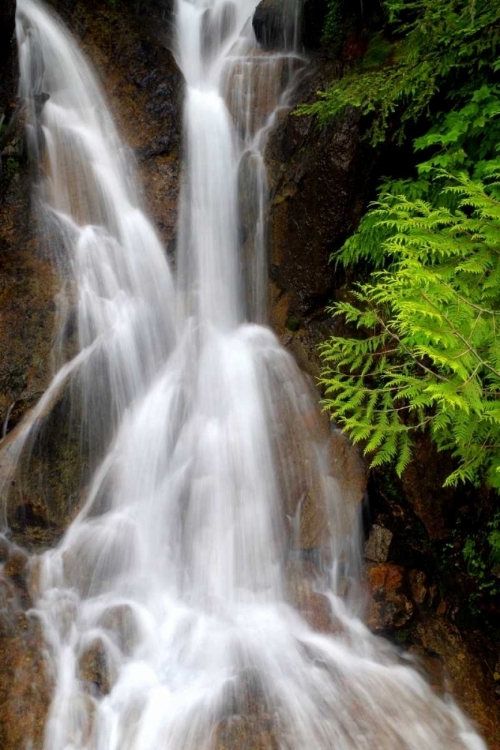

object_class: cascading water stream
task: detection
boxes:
[5,0,489,747]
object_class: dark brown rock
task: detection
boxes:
[0,578,52,750]
[408,569,427,606]
[266,60,374,378]
[51,0,183,248]
[78,636,116,697]
[365,562,414,631]
[1,387,90,549]
[415,617,500,747]
[0,0,183,549]
[364,524,393,563]
[214,675,280,750]
[214,713,280,750]
[4,547,29,579]
[301,0,329,49]
[252,0,296,51]
[0,536,9,563]
[0,171,57,438]
[327,429,367,516]
[401,433,456,540]
[285,559,340,633]
[266,63,365,313]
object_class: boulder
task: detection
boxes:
[78,636,116,698]
[285,559,340,633]
[401,433,457,540]
[364,524,393,563]
[266,59,374,377]
[98,604,139,655]
[415,617,500,747]
[252,0,296,51]
[365,562,414,631]
[0,564,52,750]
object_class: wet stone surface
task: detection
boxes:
[0,540,52,749]
[78,636,117,698]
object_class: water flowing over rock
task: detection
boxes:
[0,537,52,749]
[0,0,493,748]
[265,57,374,378]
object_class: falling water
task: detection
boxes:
[6,0,488,747]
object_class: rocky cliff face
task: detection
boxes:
[266,57,373,377]
[0,0,183,549]
[0,4,183,743]
[0,1,499,747]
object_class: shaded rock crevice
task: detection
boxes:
[265,58,376,377]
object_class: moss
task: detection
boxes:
[286,314,302,332]
[360,32,392,69]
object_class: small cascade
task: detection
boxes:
[3,0,489,748]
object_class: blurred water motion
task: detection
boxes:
[9,0,488,747]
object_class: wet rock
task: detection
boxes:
[285,559,340,633]
[0,0,184,550]
[0,583,52,749]
[415,617,500,746]
[408,569,427,606]
[0,169,57,439]
[406,645,446,695]
[99,604,139,655]
[78,636,116,698]
[322,429,366,554]
[365,563,414,631]
[252,0,299,51]
[1,387,90,550]
[298,485,329,551]
[214,713,280,750]
[45,0,182,248]
[364,524,393,563]
[0,536,9,563]
[4,547,29,579]
[266,60,373,377]
[267,97,363,313]
[214,680,280,750]
[67,693,96,747]
[401,433,456,540]
[201,3,237,62]
[0,159,68,548]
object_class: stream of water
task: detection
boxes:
[9,0,489,747]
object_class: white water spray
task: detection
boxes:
[8,0,488,747]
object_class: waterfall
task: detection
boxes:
[8,0,488,747]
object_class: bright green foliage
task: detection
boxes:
[320,164,500,489]
[300,0,500,144]
[415,83,500,178]
[336,85,500,269]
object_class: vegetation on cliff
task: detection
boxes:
[311,0,500,499]
[303,0,500,145]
